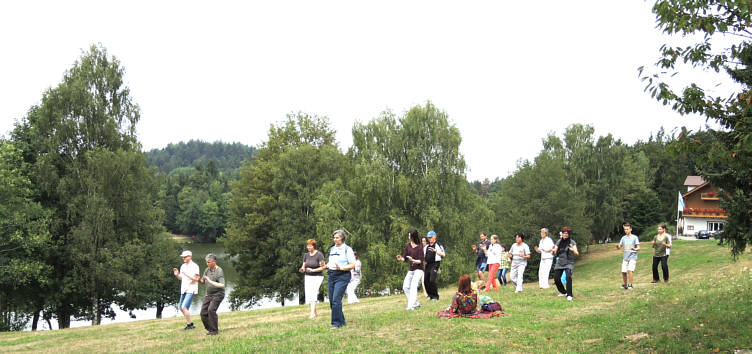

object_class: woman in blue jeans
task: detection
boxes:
[326,229,356,329]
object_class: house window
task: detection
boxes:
[708,222,724,232]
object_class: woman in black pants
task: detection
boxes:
[552,226,579,301]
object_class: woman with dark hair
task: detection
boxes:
[508,233,531,293]
[326,229,356,328]
[651,224,671,283]
[396,229,425,310]
[552,226,579,301]
[299,239,325,319]
[446,274,478,315]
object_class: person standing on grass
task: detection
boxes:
[651,224,671,283]
[396,229,425,310]
[172,250,200,330]
[299,239,325,319]
[497,244,510,286]
[508,233,531,293]
[472,232,491,283]
[199,253,225,336]
[534,228,555,289]
[482,235,502,291]
[616,223,640,290]
[346,251,362,304]
[552,227,579,301]
[424,230,446,301]
[326,229,356,329]
[420,236,429,298]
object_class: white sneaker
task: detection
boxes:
[557,293,567,297]
[566,296,573,301]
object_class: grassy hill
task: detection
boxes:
[2,240,751,353]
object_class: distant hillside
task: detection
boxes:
[145,140,256,173]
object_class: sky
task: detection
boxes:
[0,1,727,181]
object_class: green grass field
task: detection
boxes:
[2,240,751,353]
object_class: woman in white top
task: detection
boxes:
[534,228,555,289]
[483,235,503,291]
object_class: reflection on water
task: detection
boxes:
[33,241,298,330]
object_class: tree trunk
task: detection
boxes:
[92,287,101,325]
[31,310,40,331]
[56,307,70,329]
[156,302,164,319]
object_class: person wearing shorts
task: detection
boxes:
[172,250,200,330]
[472,232,491,283]
[616,223,640,290]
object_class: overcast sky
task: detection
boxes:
[0,1,724,181]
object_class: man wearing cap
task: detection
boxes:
[199,253,225,336]
[172,250,200,330]
[423,230,446,300]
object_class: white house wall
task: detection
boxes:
[682,217,724,236]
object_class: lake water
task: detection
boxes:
[33,242,298,330]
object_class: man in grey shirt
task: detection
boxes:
[200,253,225,335]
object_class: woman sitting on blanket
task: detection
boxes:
[446,274,478,315]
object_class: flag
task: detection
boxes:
[678,191,685,212]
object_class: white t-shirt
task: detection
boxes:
[180,261,200,294]
[509,242,531,264]
[539,236,555,260]
[327,243,356,270]
[486,243,503,264]
[665,234,673,256]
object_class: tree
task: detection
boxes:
[226,113,345,308]
[642,0,752,255]
[11,44,165,327]
[0,141,52,331]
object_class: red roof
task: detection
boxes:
[684,176,706,186]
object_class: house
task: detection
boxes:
[680,176,726,236]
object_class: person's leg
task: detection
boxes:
[328,273,335,325]
[476,262,485,283]
[200,295,211,331]
[554,268,566,294]
[180,293,194,326]
[539,258,552,289]
[621,260,628,287]
[627,259,636,285]
[515,264,526,292]
[426,263,439,299]
[500,268,508,285]
[652,257,660,282]
[509,263,519,288]
[409,270,424,308]
[485,263,499,291]
[661,255,669,282]
[565,268,573,297]
[207,295,223,333]
[403,270,415,309]
[331,272,350,327]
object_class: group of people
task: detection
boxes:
[473,228,580,300]
[617,223,672,289]
[171,223,675,334]
[172,251,226,336]
[395,229,446,310]
[298,229,360,329]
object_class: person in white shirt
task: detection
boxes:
[346,251,362,304]
[534,228,555,289]
[327,229,356,329]
[172,250,200,330]
[482,235,503,291]
[508,233,531,293]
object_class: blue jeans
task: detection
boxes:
[179,292,195,310]
[328,271,351,327]
[497,268,508,285]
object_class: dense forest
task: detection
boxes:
[145,141,256,242]
[3,0,752,332]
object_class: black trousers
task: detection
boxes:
[200,294,224,332]
[425,262,441,300]
[553,268,573,297]
[652,256,669,281]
